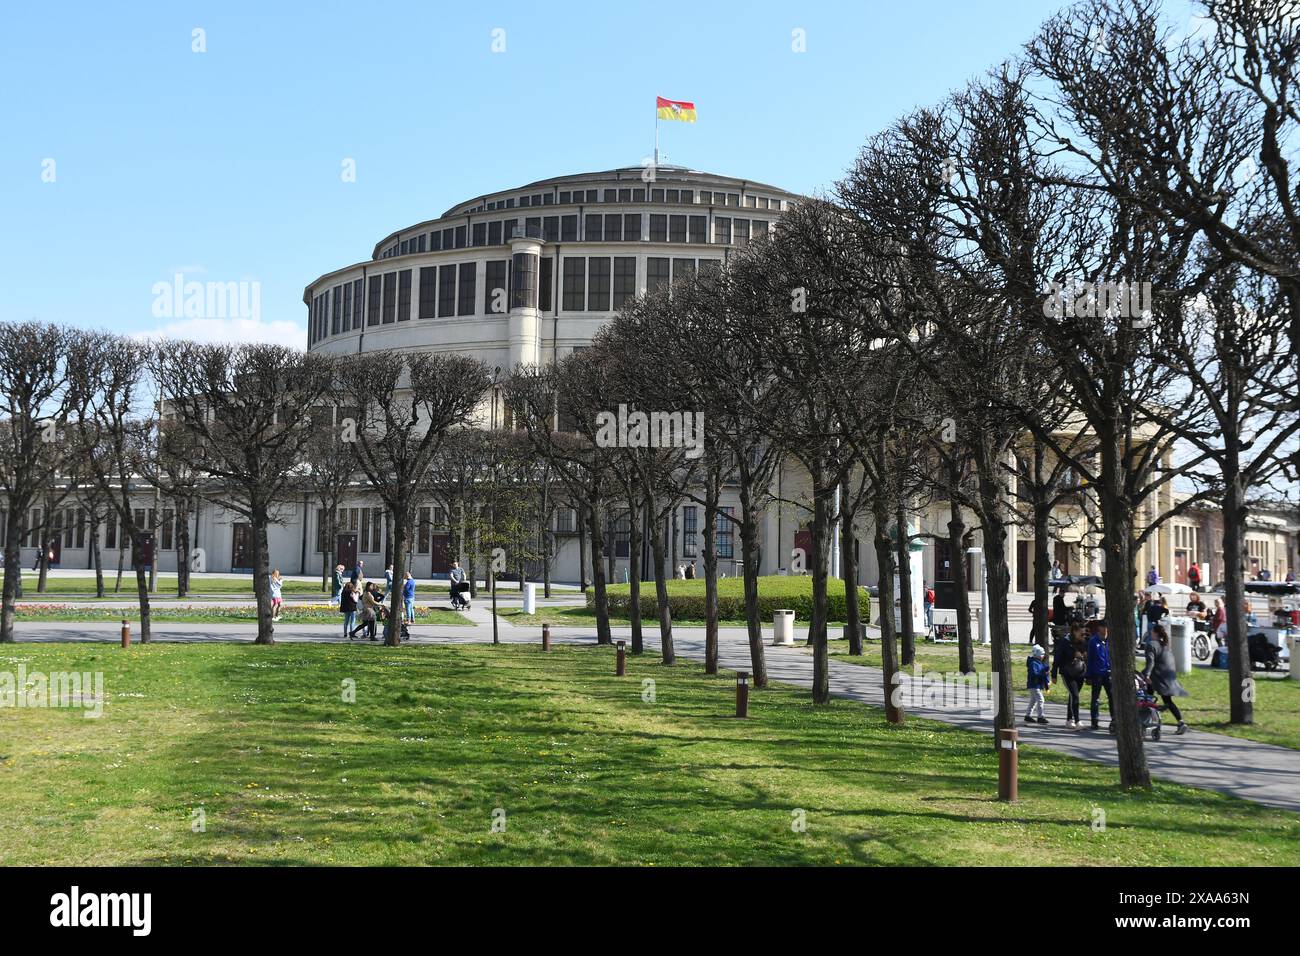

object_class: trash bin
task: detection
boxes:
[1289,633,1299,681]
[523,582,538,615]
[1168,616,1193,674]
[772,609,795,646]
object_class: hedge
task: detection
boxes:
[587,574,870,623]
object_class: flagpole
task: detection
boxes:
[654,106,659,169]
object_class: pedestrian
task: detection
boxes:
[1286,568,1296,584]
[385,563,394,592]
[331,564,345,606]
[1051,587,1069,632]
[1210,598,1227,642]
[1050,558,1064,580]
[449,560,468,609]
[269,568,283,622]
[1147,566,1160,587]
[1052,624,1087,729]
[1142,624,1189,734]
[402,571,416,623]
[676,564,685,580]
[340,581,358,639]
[351,560,363,587]
[1085,619,1114,733]
[1142,592,1168,648]
[1187,562,1201,591]
[685,561,696,580]
[923,583,935,631]
[353,582,380,641]
[1185,591,1207,622]
[1024,644,1050,725]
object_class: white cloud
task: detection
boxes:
[134,316,304,348]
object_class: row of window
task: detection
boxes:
[378,213,773,258]
[310,254,718,343]
[16,507,181,553]
[610,505,736,559]
[474,185,784,212]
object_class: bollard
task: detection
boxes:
[542,623,551,652]
[120,619,131,648]
[997,727,1018,802]
[736,671,750,718]
[616,640,626,676]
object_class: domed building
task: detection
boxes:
[303,167,797,372]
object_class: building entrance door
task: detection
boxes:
[231,523,252,572]
[336,533,358,572]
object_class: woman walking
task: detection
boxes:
[351,582,380,641]
[1143,624,1190,734]
[1052,624,1087,729]
[340,581,358,639]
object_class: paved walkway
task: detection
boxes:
[9,616,1300,813]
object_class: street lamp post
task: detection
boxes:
[967,545,991,646]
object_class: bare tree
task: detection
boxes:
[0,323,97,643]
[157,342,337,644]
[334,351,490,646]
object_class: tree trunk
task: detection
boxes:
[1032,497,1051,650]
[1,520,24,643]
[134,539,152,644]
[586,502,611,645]
[980,504,1015,748]
[738,482,769,688]
[702,472,721,674]
[627,491,644,655]
[871,495,904,723]
[175,511,189,599]
[92,520,105,599]
[649,501,675,665]
[387,511,410,647]
[578,508,588,592]
[252,514,274,645]
[894,500,915,666]
[842,485,862,655]
[114,538,125,593]
[949,501,974,673]
[809,472,831,704]
[1098,432,1151,789]
[1220,470,1253,724]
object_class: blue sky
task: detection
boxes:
[1,0,1201,344]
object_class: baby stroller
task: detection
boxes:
[1136,676,1163,741]
[1248,632,1282,671]
[450,580,471,610]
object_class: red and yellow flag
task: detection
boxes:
[656,96,697,122]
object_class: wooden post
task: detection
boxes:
[120,619,130,648]
[998,727,1018,802]
[542,622,551,652]
[616,640,626,676]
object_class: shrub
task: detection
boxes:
[586,574,870,623]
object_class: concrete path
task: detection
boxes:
[9,616,1300,813]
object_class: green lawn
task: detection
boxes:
[1,642,1296,865]
[15,574,326,598]
[813,639,1300,751]
[498,605,819,628]
[11,604,470,627]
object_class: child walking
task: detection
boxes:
[1024,644,1050,725]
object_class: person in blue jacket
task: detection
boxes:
[1086,619,1114,732]
[1024,644,1050,724]
[402,571,416,623]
